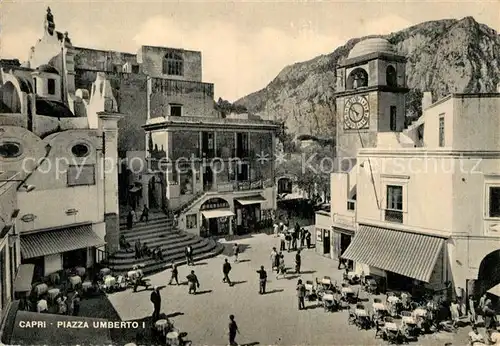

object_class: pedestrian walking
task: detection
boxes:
[223,258,233,286]
[150,286,161,322]
[168,263,179,285]
[469,295,477,326]
[291,231,297,250]
[186,270,200,294]
[305,230,311,248]
[276,254,286,280]
[139,204,149,223]
[134,240,142,259]
[127,209,134,229]
[279,232,286,252]
[72,291,80,316]
[300,227,306,248]
[285,233,291,252]
[185,245,194,266]
[273,222,279,237]
[233,243,239,263]
[256,266,267,294]
[228,314,240,346]
[295,250,301,274]
[297,279,306,310]
[270,247,278,272]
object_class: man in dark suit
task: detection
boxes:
[256,266,267,294]
[150,286,161,322]
[223,258,233,286]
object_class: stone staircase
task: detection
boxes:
[106,215,224,276]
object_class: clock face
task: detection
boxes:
[343,95,370,130]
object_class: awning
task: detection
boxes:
[21,224,106,259]
[341,225,444,283]
[9,310,112,345]
[488,284,500,297]
[13,264,34,293]
[202,209,235,219]
[279,193,306,201]
[235,195,266,205]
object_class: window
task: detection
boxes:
[390,106,397,131]
[170,104,182,117]
[132,65,140,74]
[386,65,397,87]
[67,165,96,186]
[236,133,249,158]
[0,142,22,158]
[47,78,56,95]
[71,143,90,158]
[489,186,500,218]
[201,132,215,158]
[186,214,197,229]
[439,115,445,147]
[162,51,183,76]
[385,185,403,223]
[237,163,249,181]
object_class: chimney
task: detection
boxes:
[422,91,432,111]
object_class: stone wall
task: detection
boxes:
[138,46,202,81]
[73,47,137,72]
[150,78,215,118]
[75,71,148,154]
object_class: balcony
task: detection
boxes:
[384,209,403,223]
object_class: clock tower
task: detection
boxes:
[334,38,409,159]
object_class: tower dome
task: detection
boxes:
[348,38,394,59]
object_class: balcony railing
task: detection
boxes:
[347,199,356,211]
[385,209,403,223]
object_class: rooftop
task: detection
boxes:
[348,38,395,59]
[143,115,280,131]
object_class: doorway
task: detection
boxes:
[62,248,87,269]
[323,230,331,255]
[203,166,213,191]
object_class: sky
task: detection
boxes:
[1,0,499,101]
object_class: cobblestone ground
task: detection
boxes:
[108,232,469,346]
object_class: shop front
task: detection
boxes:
[20,224,106,277]
[315,210,332,257]
[341,225,446,297]
[332,228,354,271]
[234,195,266,234]
[200,198,235,237]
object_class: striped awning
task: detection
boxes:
[21,224,105,259]
[341,225,445,283]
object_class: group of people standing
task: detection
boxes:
[126,205,150,229]
[276,222,312,252]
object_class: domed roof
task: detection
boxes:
[348,38,394,59]
[37,64,59,75]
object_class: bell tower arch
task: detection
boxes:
[335,38,409,159]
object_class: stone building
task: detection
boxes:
[0,11,122,280]
[318,37,500,300]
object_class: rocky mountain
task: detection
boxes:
[235,17,500,141]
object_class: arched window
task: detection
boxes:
[386,65,397,87]
[162,52,184,76]
[346,68,368,90]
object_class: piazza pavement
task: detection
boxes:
[107,229,469,346]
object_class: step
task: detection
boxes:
[108,241,222,274]
[120,230,182,243]
[119,215,171,227]
[120,218,174,230]
[116,234,198,252]
[112,234,198,258]
[108,238,210,264]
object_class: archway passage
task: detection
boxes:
[477,249,500,296]
[1,81,21,113]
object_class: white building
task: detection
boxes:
[320,37,500,299]
[0,56,121,281]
